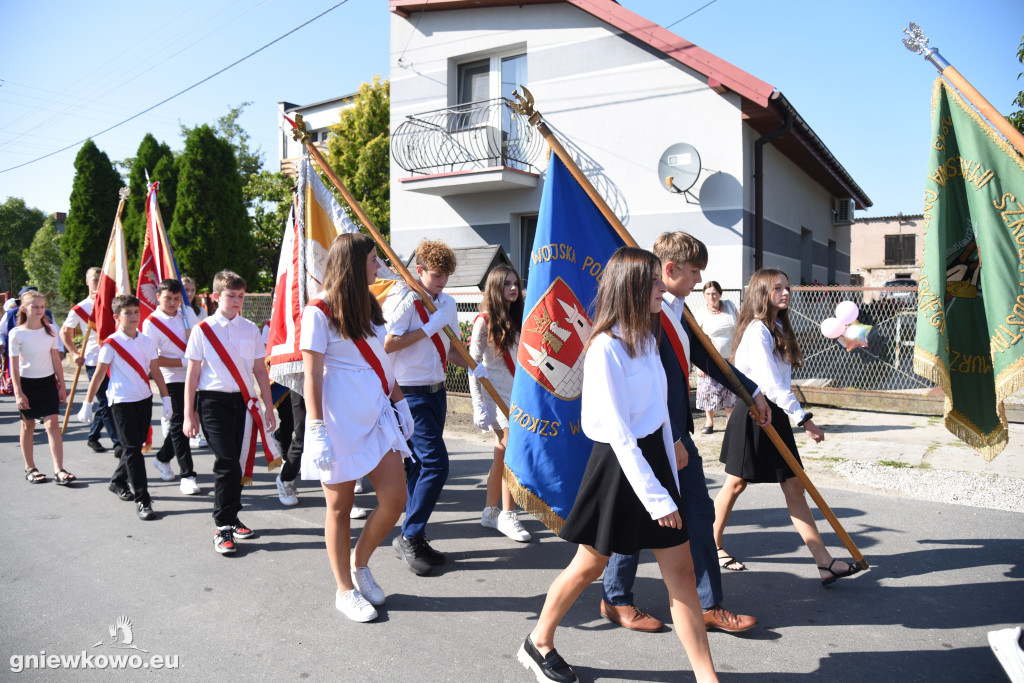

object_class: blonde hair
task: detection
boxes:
[652,231,708,270]
[17,291,54,336]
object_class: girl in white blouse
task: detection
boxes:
[713,269,860,585]
[301,233,414,623]
[469,264,530,542]
[9,292,71,485]
[519,248,717,683]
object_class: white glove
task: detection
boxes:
[394,398,415,441]
[161,396,173,418]
[160,417,171,440]
[77,402,94,424]
[420,298,454,337]
[469,363,488,380]
[304,419,334,472]
[473,403,493,431]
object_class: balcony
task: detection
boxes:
[391,97,544,196]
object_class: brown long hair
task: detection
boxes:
[16,291,54,337]
[585,247,661,358]
[320,233,385,339]
[480,264,523,354]
[733,268,802,367]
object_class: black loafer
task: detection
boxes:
[87,439,106,453]
[517,635,577,683]
[108,482,133,501]
[137,502,156,521]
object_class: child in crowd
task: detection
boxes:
[79,295,171,521]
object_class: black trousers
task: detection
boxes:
[111,397,152,505]
[280,389,305,483]
[198,391,246,527]
[155,382,195,478]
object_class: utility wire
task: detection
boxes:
[0,0,349,174]
[663,0,721,31]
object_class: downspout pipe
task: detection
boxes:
[753,106,793,271]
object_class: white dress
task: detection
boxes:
[299,303,411,484]
[468,315,516,431]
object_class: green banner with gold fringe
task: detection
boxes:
[914,77,1024,460]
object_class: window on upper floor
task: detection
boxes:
[450,51,528,169]
[884,234,916,266]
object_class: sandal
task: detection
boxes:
[24,467,46,484]
[54,469,76,486]
[717,547,746,571]
[701,426,714,434]
[819,558,861,586]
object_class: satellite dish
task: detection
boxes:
[658,143,702,193]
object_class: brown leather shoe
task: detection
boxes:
[703,604,757,633]
[600,600,663,632]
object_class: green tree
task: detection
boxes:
[122,134,175,276]
[23,216,63,296]
[60,140,123,303]
[0,197,46,292]
[169,124,255,289]
[245,170,294,291]
[1008,34,1024,135]
[181,102,261,181]
[326,75,390,239]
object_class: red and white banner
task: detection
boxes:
[94,206,132,344]
[136,183,178,324]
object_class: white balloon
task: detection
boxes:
[820,317,847,339]
[835,300,860,325]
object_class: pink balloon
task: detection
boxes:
[820,317,847,339]
[835,300,860,325]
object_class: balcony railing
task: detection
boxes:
[391,97,544,176]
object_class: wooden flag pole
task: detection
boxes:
[62,189,130,433]
[510,87,868,570]
[283,115,510,418]
[903,22,1024,156]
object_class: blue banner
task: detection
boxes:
[504,154,625,531]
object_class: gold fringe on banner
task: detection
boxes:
[267,456,283,472]
[503,464,565,535]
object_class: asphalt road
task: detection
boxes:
[1,395,1022,682]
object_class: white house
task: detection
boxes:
[387,0,871,288]
[277,94,355,177]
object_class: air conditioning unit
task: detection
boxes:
[833,198,855,225]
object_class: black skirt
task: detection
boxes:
[18,374,59,420]
[719,399,802,483]
[559,427,688,556]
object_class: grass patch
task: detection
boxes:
[878,460,912,468]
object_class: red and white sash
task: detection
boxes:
[106,337,154,451]
[308,299,390,396]
[147,315,187,352]
[660,301,690,385]
[198,321,282,485]
[71,303,93,325]
[473,313,515,376]
[413,299,447,366]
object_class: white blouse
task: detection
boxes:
[581,331,678,520]
[733,319,806,422]
[697,299,738,358]
[468,315,516,431]
[9,326,58,378]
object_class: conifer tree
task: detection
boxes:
[122,134,175,276]
[60,140,123,302]
[169,125,255,289]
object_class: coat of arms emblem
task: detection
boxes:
[518,277,591,400]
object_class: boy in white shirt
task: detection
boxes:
[79,295,171,521]
[143,279,201,495]
[183,271,277,555]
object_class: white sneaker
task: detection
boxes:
[190,434,208,448]
[989,627,1024,683]
[350,505,370,519]
[276,474,299,507]
[335,588,377,622]
[353,477,365,494]
[153,459,175,482]
[179,476,201,495]
[497,510,532,542]
[481,505,500,529]
[351,566,385,605]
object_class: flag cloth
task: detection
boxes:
[266,156,398,392]
[914,77,1024,460]
[94,205,132,344]
[136,183,181,325]
[504,154,625,532]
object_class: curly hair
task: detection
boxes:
[479,265,523,355]
[415,239,456,275]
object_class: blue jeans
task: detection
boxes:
[85,365,121,447]
[603,440,722,610]
[401,389,448,539]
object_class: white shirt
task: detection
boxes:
[143,307,199,384]
[97,329,157,403]
[184,310,264,393]
[62,297,100,365]
[383,284,458,385]
[581,331,678,520]
[9,326,59,378]
[734,319,806,422]
[696,299,739,358]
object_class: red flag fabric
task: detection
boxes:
[94,206,132,343]
[136,183,178,324]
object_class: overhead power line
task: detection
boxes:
[0,0,349,175]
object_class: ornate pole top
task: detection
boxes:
[290,113,313,145]
[119,187,130,201]
[509,86,542,127]
[902,22,950,72]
